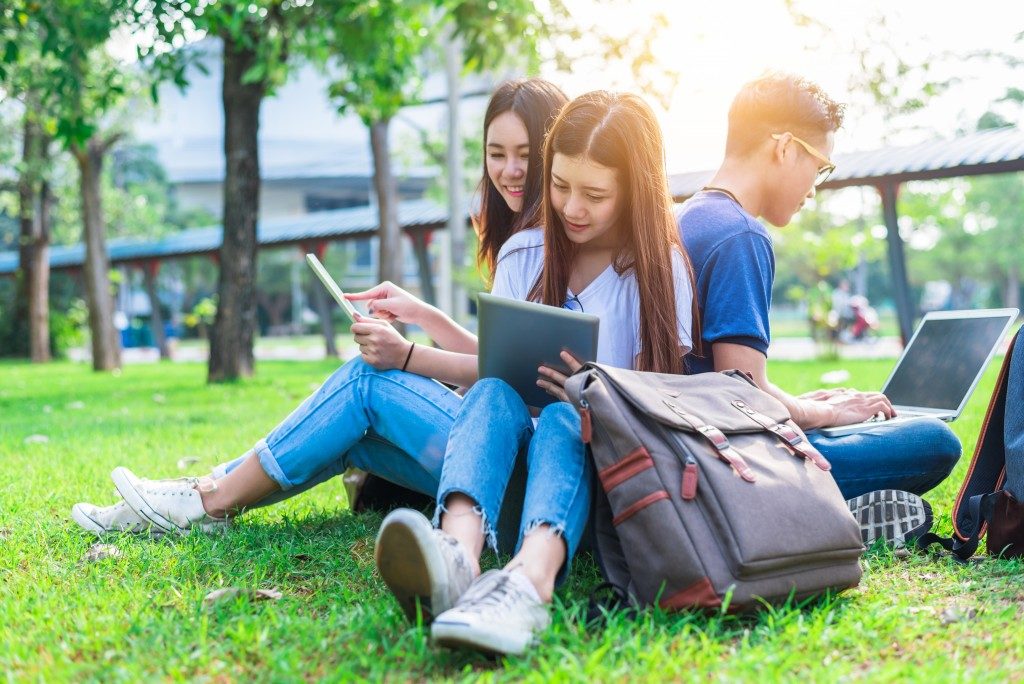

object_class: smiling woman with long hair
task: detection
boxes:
[71,79,569,538]
[375,90,699,656]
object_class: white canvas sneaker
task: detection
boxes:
[71,500,162,536]
[110,467,230,535]
[374,508,475,623]
[431,569,551,655]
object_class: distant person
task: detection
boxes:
[676,72,960,545]
[832,278,853,339]
[70,78,570,536]
[848,294,879,341]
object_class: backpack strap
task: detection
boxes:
[950,329,1018,542]
[663,400,757,483]
[918,491,999,561]
[730,400,832,472]
[919,329,1020,559]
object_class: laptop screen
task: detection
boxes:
[883,313,1014,411]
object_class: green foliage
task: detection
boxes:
[185,296,217,331]
[42,143,197,246]
[316,0,435,126]
[773,192,886,305]
[313,0,547,126]
[138,0,309,101]
[0,296,86,358]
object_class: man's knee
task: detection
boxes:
[918,419,963,476]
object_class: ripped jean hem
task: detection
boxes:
[521,519,567,543]
[434,489,497,554]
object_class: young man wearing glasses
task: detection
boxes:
[677,73,961,547]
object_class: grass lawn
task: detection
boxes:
[2,357,1023,682]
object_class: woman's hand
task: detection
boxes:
[351,314,413,370]
[346,281,430,325]
[536,351,585,403]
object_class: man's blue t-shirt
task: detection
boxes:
[677,191,775,374]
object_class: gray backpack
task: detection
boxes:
[565,363,864,611]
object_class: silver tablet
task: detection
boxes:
[477,292,599,407]
[306,253,360,324]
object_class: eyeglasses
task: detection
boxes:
[771,133,836,186]
[563,293,584,313]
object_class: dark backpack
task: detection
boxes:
[565,363,864,611]
[919,329,1024,560]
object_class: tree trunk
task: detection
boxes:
[1007,265,1021,310]
[411,230,436,306]
[444,33,467,322]
[15,116,52,362]
[208,32,264,382]
[74,137,121,371]
[370,118,402,286]
[143,261,170,360]
[30,178,53,362]
[309,280,338,358]
[14,118,36,358]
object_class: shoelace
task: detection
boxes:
[460,574,527,615]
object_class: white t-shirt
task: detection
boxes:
[490,227,694,370]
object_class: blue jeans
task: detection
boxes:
[809,417,962,500]
[214,358,460,505]
[434,378,592,584]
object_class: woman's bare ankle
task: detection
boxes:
[195,477,230,519]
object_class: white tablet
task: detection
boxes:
[305,253,360,324]
[477,292,599,407]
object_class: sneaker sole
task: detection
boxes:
[70,504,107,536]
[70,504,164,537]
[847,489,933,548]
[431,620,533,656]
[374,509,452,624]
[110,467,182,535]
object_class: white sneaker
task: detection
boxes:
[110,467,230,535]
[431,569,551,655]
[71,500,163,537]
[374,508,475,623]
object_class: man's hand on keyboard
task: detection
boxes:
[819,389,897,427]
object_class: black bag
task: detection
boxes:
[919,329,1024,560]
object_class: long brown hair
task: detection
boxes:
[474,78,568,280]
[532,91,700,374]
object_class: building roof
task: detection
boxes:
[8,126,1024,277]
[0,199,451,275]
[668,125,1024,200]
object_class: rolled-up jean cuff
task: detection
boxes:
[252,438,294,490]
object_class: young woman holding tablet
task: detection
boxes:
[71,78,569,535]
[375,90,699,655]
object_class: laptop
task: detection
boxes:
[477,292,599,408]
[818,308,1018,437]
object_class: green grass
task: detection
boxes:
[2,357,1023,682]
